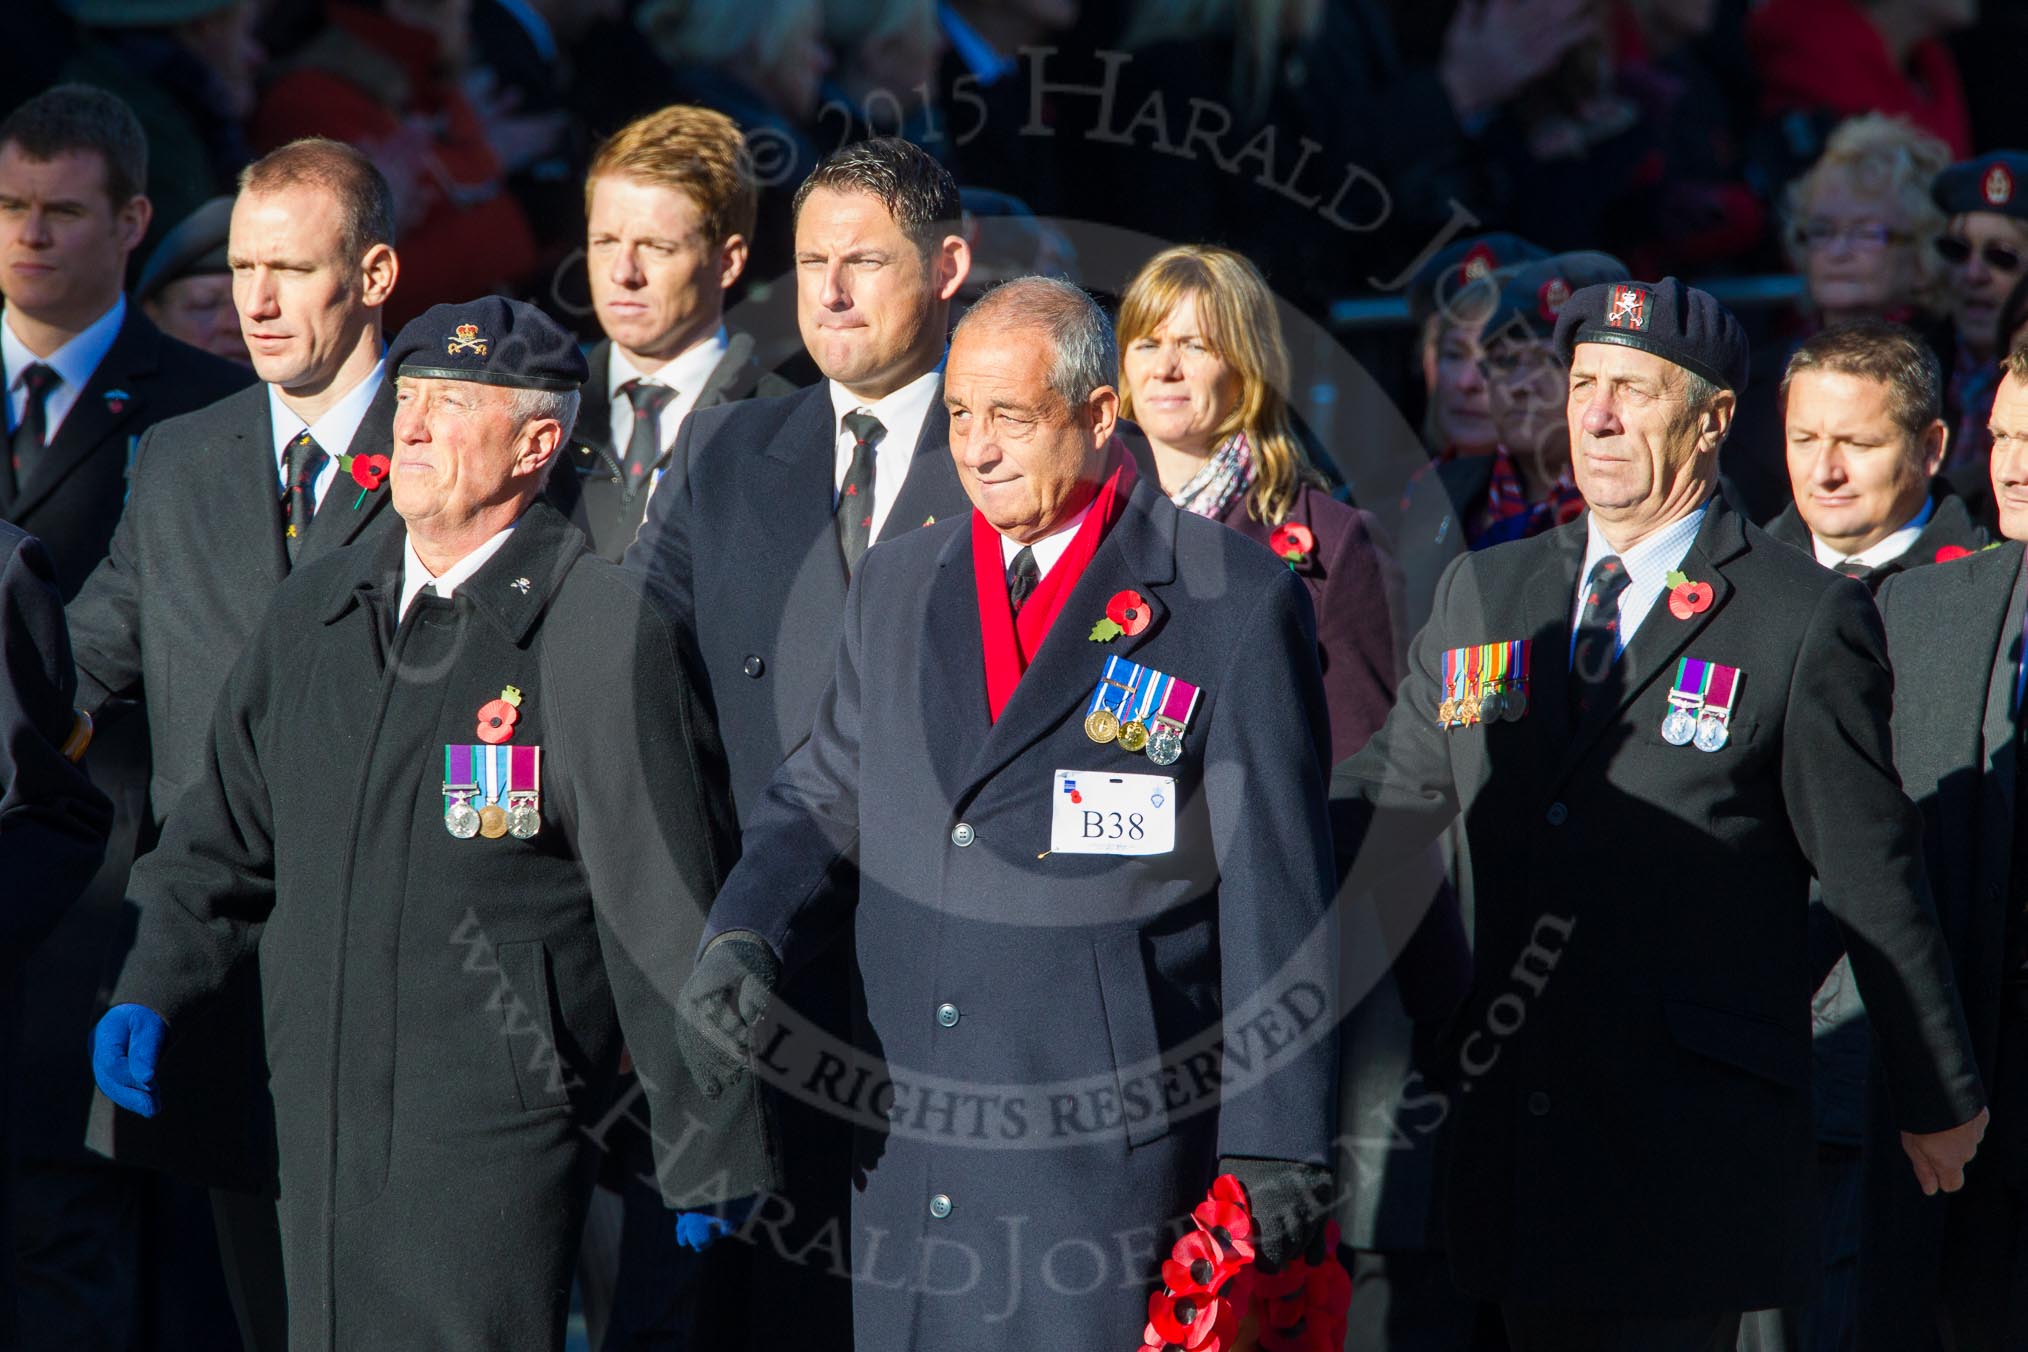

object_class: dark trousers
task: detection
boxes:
[1346,1247,1509,1351]
[1931,984,2028,1349]
[1737,1142,1863,1352]
[212,1188,286,1352]
[11,1158,140,1351]
[1502,1305,1742,1352]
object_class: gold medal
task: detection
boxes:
[479,805,509,839]
[1084,708,1120,743]
[1437,697,1456,727]
[1118,721,1150,753]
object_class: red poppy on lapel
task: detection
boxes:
[1268,521,1315,567]
[476,686,523,744]
[1935,545,1971,563]
[344,452,391,492]
[103,388,130,415]
[1665,570,1713,619]
[1091,588,1152,642]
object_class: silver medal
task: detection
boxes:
[508,802,541,839]
[1661,705,1698,747]
[445,799,481,839]
[1146,728,1183,766]
[1500,684,1528,722]
[1693,712,1730,753]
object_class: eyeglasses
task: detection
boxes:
[1935,235,2025,272]
[1792,220,1910,252]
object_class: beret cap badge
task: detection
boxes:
[1606,284,1650,332]
[448,323,488,356]
[1987,164,2015,208]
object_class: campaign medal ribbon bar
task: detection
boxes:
[1438,648,1460,728]
[1662,657,1711,746]
[1477,642,1505,723]
[1695,664,1743,753]
[506,744,542,839]
[478,743,510,838]
[1119,668,1174,753]
[1501,639,1532,721]
[1145,677,1202,766]
[1084,656,1142,745]
[444,744,481,838]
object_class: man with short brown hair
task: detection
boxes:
[547,104,793,560]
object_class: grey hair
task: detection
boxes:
[954,276,1117,408]
[506,386,582,487]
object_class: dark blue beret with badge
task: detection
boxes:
[388,296,588,393]
[1484,251,1630,343]
[1932,151,2028,220]
[1408,232,1549,327]
[1553,276,1749,395]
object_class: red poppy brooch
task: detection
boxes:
[1935,545,1971,563]
[1267,521,1315,570]
[338,451,392,507]
[476,685,523,744]
[1090,589,1152,643]
[1665,569,1713,620]
[1135,1174,1352,1352]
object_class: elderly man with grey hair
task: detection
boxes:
[89,297,752,1350]
[673,276,1342,1348]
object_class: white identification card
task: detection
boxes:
[1049,770,1176,856]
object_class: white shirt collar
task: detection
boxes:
[400,524,518,619]
[606,326,729,405]
[268,359,387,486]
[998,494,1095,578]
[3,294,126,436]
[826,366,943,443]
[1810,494,1936,570]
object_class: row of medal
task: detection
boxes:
[1661,657,1743,753]
[444,743,542,839]
[1438,640,1533,729]
[1082,654,1202,767]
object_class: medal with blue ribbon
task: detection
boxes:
[1084,655,1143,744]
[1501,639,1533,720]
[1661,658,1710,746]
[477,743,511,838]
[1119,668,1173,753]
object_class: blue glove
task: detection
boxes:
[674,1195,757,1252]
[92,1003,167,1118]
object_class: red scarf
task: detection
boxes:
[972,449,1137,722]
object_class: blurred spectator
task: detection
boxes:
[468,0,610,272]
[252,0,539,326]
[62,0,262,273]
[637,0,832,285]
[952,186,1073,315]
[1930,150,2028,519]
[134,195,249,366]
[1999,271,2028,372]
[823,0,945,139]
[1749,0,1973,159]
[1408,232,1548,457]
[1780,114,1952,331]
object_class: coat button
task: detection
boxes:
[702,1077,722,1099]
[929,1192,953,1219]
[742,655,765,678]
[1545,803,1568,826]
[1528,1091,1551,1117]
[951,823,975,847]
[936,1002,959,1028]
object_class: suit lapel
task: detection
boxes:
[11,311,156,520]
[219,388,289,586]
[301,377,397,562]
[1980,550,2027,856]
[955,481,1176,803]
[1555,500,1747,785]
[749,384,849,597]
[876,377,953,542]
[1516,521,1585,766]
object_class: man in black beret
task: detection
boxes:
[85,296,767,1350]
[1331,276,1987,1348]
[1932,150,2028,504]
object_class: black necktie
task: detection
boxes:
[619,379,677,497]
[281,430,328,565]
[838,410,883,571]
[1007,545,1040,613]
[1570,554,1631,718]
[10,362,58,495]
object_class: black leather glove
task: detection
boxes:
[1218,1155,1335,1270]
[673,931,779,1098]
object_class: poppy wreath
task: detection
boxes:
[1134,1175,1352,1352]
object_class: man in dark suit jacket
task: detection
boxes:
[0,520,110,1352]
[620,135,976,1350]
[546,105,794,563]
[1747,320,1988,1352]
[1332,279,1987,1350]
[675,276,1339,1348]
[62,136,402,1352]
[0,84,250,1352]
[1865,351,2028,1347]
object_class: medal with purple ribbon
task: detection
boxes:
[1661,657,1710,746]
[1146,677,1202,766]
[1695,664,1742,753]
[444,744,481,838]
[507,745,542,839]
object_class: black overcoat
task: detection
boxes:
[1331,493,1983,1314]
[110,503,755,1350]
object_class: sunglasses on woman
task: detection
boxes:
[1935,235,2025,272]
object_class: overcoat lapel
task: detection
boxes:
[220,390,288,587]
[950,481,1176,804]
[1975,550,2028,968]
[10,312,156,520]
[877,378,951,544]
[1554,500,1747,787]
